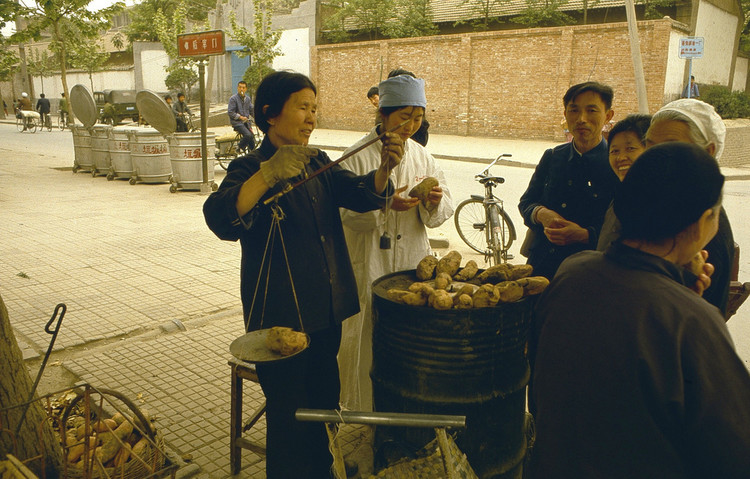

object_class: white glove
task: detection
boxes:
[260,145,317,187]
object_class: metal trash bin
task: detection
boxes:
[168,132,218,192]
[91,124,113,177]
[128,127,172,185]
[107,126,134,181]
[371,270,535,479]
[70,124,94,173]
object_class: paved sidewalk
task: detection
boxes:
[1,120,748,479]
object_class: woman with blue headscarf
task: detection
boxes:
[337,74,454,413]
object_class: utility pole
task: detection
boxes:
[624,0,649,113]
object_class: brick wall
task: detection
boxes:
[722,120,750,168]
[311,19,685,140]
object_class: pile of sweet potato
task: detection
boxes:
[387,251,549,310]
[63,410,156,472]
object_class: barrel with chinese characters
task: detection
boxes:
[167,132,216,192]
[127,127,172,184]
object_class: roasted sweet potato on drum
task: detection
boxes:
[453,260,479,281]
[436,251,462,277]
[416,255,438,280]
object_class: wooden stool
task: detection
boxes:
[229,357,266,474]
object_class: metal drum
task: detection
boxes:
[108,126,134,181]
[70,125,94,173]
[371,271,534,479]
[127,127,172,185]
[167,132,217,192]
[91,124,112,177]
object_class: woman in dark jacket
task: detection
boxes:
[203,71,400,478]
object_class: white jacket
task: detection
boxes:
[338,127,454,411]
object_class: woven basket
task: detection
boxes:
[60,388,168,479]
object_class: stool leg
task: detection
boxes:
[230,363,243,475]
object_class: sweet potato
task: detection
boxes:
[130,437,151,462]
[477,264,512,283]
[434,272,452,290]
[453,260,479,281]
[508,264,534,280]
[436,251,462,277]
[454,294,473,309]
[408,282,435,298]
[401,292,428,306]
[111,412,127,426]
[452,285,476,305]
[473,284,500,308]
[416,255,438,280]
[114,443,131,467]
[408,177,439,204]
[428,290,453,310]
[685,253,705,276]
[386,289,411,303]
[496,281,524,303]
[67,436,97,463]
[517,276,550,296]
[266,326,308,356]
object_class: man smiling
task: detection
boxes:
[519,82,619,280]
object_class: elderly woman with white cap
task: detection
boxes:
[644,99,735,316]
[338,74,454,413]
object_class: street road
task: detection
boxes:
[1,122,748,369]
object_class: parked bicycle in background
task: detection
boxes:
[454,153,517,265]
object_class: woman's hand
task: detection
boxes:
[425,186,443,210]
[390,186,420,211]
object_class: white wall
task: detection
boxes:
[733,56,748,91]
[273,27,310,76]
[693,1,739,85]
[32,70,135,98]
[139,49,170,92]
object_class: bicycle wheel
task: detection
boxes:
[487,204,517,263]
[16,117,24,132]
[58,115,63,130]
[29,118,38,133]
[45,114,52,131]
[455,198,490,254]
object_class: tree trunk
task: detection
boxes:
[54,20,73,124]
[0,294,63,478]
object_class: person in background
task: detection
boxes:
[59,92,69,126]
[228,80,256,153]
[518,82,619,280]
[164,95,173,106]
[367,86,379,108]
[19,92,31,110]
[173,92,191,132]
[36,93,51,128]
[203,71,400,478]
[529,142,750,479]
[3,100,7,116]
[644,98,734,316]
[387,68,430,147]
[338,74,454,415]
[682,75,700,99]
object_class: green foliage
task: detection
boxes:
[68,40,109,91]
[514,0,573,27]
[740,0,750,55]
[640,0,676,20]
[383,0,438,38]
[0,49,19,82]
[26,49,55,77]
[455,0,505,31]
[165,66,199,99]
[124,0,217,45]
[229,0,282,96]
[701,84,750,119]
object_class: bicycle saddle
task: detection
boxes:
[478,175,504,185]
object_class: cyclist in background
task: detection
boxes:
[36,93,51,128]
[227,81,255,153]
[173,92,191,132]
[338,74,454,416]
[59,92,69,127]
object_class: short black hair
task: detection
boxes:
[367,86,379,99]
[40,93,45,98]
[388,68,416,78]
[254,71,317,134]
[238,81,247,87]
[607,114,652,146]
[164,95,171,101]
[177,92,185,99]
[563,82,614,110]
[615,142,724,242]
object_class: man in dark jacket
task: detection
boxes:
[227,81,255,152]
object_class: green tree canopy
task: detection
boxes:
[323,0,438,42]
[383,0,438,38]
[68,40,109,92]
[229,0,282,96]
[125,0,217,45]
[514,0,573,27]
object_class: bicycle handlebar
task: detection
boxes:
[477,153,512,177]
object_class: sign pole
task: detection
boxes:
[687,59,693,98]
[199,58,210,194]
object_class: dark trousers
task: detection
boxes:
[233,122,256,151]
[256,324,342,479]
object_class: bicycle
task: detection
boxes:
[454,153,517,265]
[40,112,52,131]
[15,109,39,133]
[58,111,70,130]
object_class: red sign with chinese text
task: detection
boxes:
[177,30,226,57]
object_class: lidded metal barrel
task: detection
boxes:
[108,126,134,180]
[91,124,112,177]
[371,271,534,479]
[168,132,217,192]
[127,127,172,185]
[70,124,93,173]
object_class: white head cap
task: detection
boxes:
[21,92,28,98]
[653,99,726,160]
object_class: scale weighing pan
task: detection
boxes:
[70,84,98,129]
[230,329,310,363]
[136,90,176,136]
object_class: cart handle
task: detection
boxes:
[295,409,466,429]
